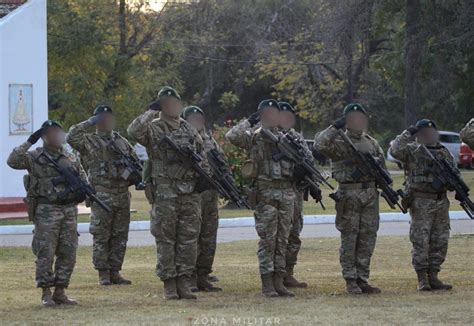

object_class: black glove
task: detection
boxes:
[148,100,161,111]
[309,186,322,202]
[27,128,43,144]
[332,116,346,130]
[248,112,260,127]
[407,125,419,136]
[88,115,100,125]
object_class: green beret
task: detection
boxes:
[41,120,63,130]
[416,119,437,130]
[343,103,367,116]
[258,99,280,112]
[93,104,113,116]
[278,101,295,114]
[157,86,181,101]
[181,105,204,120]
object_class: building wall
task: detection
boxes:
[0,0,47,197]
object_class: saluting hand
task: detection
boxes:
[27,128,43,144]
[332,116,346,130]
[248,112,260,127]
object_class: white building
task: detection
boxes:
[0,0,48,198]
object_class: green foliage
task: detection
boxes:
[48,0,473,139]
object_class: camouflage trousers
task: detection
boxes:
[286,191,304,267]
[32,203,78,288]
[196,190,219,276]
[254,187,295,275]
[335,187,380,281]
[150,188,201,281]
[409,196,450,272]
[90,191,131,271]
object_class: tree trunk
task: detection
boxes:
[404,0,423,126]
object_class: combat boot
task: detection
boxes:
[357,279,381,294]
[261,273,279,297]
[428,270,452,290]
[197,273,222,292]
[345,279,363,295]
[98,270,111,286]
[110,271,132,285]
[273,272,295,297]
[189,272,199,293]
[53,287,77,305]
[416,269,431,291]
[176,275,197,299]
[163,278,179,300]
[284,265,308,288]
[41,288,56,307]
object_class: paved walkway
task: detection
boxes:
[1,220,472,247]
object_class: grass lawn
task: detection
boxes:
[1,171,473,226]
[0,235,473,324]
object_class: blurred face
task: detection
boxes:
[417,128,439,145]
[160,97,182,118]
[97,113,115,132]
[186,113,205,131]
[260,107,280,128]
[345,111,368,131]
[42,127,65,148]
[279,111,296,129]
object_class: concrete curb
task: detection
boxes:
[0,211,471,235]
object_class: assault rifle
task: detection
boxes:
[261,128,333,209]
[108,138,145,190]
[337,130,406,213]
[420,145,473,219]
[207,148,250,209]
[160,135,228,197]
[40,152,112,213]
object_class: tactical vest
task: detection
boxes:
[148,119,200,182]
[84,132,132,190]
[249,128,294,182]
[331,133,379,183]
[405,146,450,192]
[28,148,84,205]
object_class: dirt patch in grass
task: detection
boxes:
[0,236,473,325]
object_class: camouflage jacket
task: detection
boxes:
[7,141,86,204]
[226,119,295,183]
[460,118,474,149]
[67,121,139,191]
[390,130,458,193]
[314,126,385,183]
[127,111,203,194]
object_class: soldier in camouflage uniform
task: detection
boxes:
[7,120,81,307]
[226,99,296,297]
[460,118,474,149]
[181,106,222,292]
[67,105,138,286]
[128,86,203,300]
[390,119,455,291]
[314,103,384,295]
[278,101,312,288]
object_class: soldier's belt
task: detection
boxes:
[36,197,77,206]
[94,185,129,194]
[338,181,376,190]
[412,191,446,200]
[256,180,295,189]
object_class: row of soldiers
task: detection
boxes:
[7,86,474,306]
